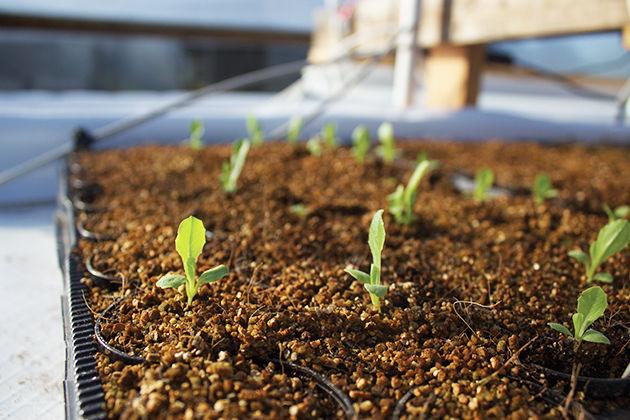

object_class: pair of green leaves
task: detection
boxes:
[532,173,558,205]
[345,210,388,312]
[568,219,630,283]
[188,119,205,151]
[157,216,228,305]
[387,159,435,225]
[603,203,629,222]
[473,168,494,202]
[246,115,264,146]
[548,286,610,346]
[351,125,371,163]
[219,139,251,193]
[376,122,397,164]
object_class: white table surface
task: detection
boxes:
[0,204,64,419]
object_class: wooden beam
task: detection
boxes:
[0,13,310,45]
[355,0,630,49]
[424,44,485,109]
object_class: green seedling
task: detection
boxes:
[387,160,435,225]
[287,116,303,145]
[473,168,494,202]
[416,151,428,163]
[603,204,629,222]
[219,139,251,193]
[306,137,322,156]
[246,114,263,146]
[188,119,205,150]
[157,216,228,305]
[289,203,310,218]
[322,122,338,148]
[351,125,371,163]
[533,173,558,205]
[548,286,610,349]
[345,210,388,312]
[376,122,397,164]
[568,219,630,283]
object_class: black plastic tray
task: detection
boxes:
[56,160,108,420]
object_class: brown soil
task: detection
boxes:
[73,141,630,419]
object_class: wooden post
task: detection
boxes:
[392,0,421,109]
[424,43,485,109]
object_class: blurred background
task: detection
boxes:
[2,0,630,204]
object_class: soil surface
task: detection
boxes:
[72,141,630,419]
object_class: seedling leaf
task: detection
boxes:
[306,137,322,156]
[473,168,494,202]
[576,286,607,333]
[198,265,229,285]
[219,139,251,193]
[246,114,263,145]
[588,220,630,277]
[351,125,370,163]
[368,210,385,269]
[289,203,310,218]
[287,117,303,145]
[176,216,206,282]
[376,122,397,164]
[387,160,434,225]
[592,272,613,283]
[603,204,629,221]
[581,329,610,344]
[548,323,572,337]
[345,268,370,284]
[568,249,589,267]
[365,283,388,298]
[188,119,205,150]
[322,122,337,148]
[533,173,558,205]
[156,273,186,289]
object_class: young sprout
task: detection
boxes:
[351,125,371,163]
[376,122,397,164]
[568,219,630,283]
[548,286,610,349]
[473,168,494,202]
[157,216,228,305]
[289,203,310,218]
[345,210,388,312]
[387,160,435,225]
[322,122,338,149]
[416,151,428,163]
[287,116,303,145]
[603,203,629,222]
[219,139,251,193]
[306,137,322,156]
[188,119,205,150]
[246,114,263,146]
[532,173,558,205]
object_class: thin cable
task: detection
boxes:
[266,37,398,139]
[0,142,74,187]
[0,27,401,187]
[91,60,307,141]
[513,58,617,101]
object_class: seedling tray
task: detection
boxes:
[56,161,108,419]
[56,141,630,419]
